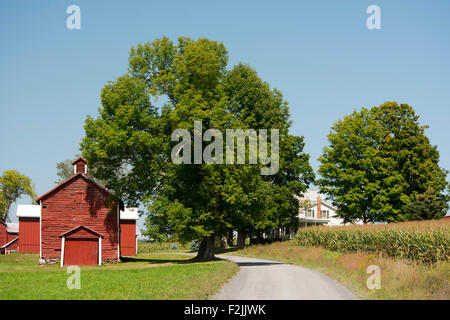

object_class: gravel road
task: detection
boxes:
[211,254,358,300]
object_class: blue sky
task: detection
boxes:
[1,0,449,226]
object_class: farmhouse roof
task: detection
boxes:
[295,190,337,210]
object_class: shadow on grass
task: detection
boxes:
[121,255,223,265]
[120,256,195,265]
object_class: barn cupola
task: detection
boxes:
[72,157,87,175]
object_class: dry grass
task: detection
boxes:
[231,241,450,300]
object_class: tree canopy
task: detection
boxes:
[318,102,448,223]
[80,36,314,259]
[0,170,36,222]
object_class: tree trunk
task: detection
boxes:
[218,236,229,249]
[237,230,246,249]
[226,230,234,247]
[196,236,216,260]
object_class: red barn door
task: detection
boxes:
[61,226,103,266]
[64,238,98,265]
[120,220,136,256]
[19,217,40,253]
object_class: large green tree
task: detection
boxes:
[318,102,448,223]
[0,170,36,222]
[81,37,314,259]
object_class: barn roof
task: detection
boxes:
[16,204,41,218]
[6,223,19,233]
[120,207,139,220]
[59,225,104,238]
[35,173,123,210]
[1,237,18,249]
[72,157,87,165]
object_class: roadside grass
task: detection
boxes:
[0,252,238,299]
[224,241,450,300]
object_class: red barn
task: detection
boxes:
[6,223,19,242]
[0,221,19,254]
[17,205,40,253]
[0,220,8,248]
[22,157,138,266]
[120,208,139,256]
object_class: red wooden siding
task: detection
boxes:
[120,220,136,256]
[4,237,19,251]
[0,222,7,247]
[64,239,98,265]
[7,232,18,243]
[40,175,118,261]
[19,217,40,253]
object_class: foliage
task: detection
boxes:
[55,159,74,184]
[295,219,450,265]
[0,170,36,222]
[54,153,81,184]
[402,187,449,220]
[318,102,448,223]
[80,36,314,258]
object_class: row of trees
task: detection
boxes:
[55,37,447,259]
[1,37,447,260]
[80,37,315,260]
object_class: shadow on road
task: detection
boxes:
[232,261,284,267]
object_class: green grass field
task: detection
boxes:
[0,253,238,300]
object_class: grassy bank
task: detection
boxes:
[0,252,238,299]
[227,241,449,300]
[296,220,450,265]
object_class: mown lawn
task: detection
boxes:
[0,253,238,300]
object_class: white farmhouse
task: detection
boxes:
[295,190,347,227]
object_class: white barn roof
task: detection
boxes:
[16,204,41,218]
[6,222,19,233]
[120,207,139,220]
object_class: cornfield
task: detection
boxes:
[295,219,450,265]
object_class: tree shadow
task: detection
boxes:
[214,246,241,254]
[120,255,218,265]
[233,261,284,267]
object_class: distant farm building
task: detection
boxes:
[8,157,138,265]
[0,221,19,254]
